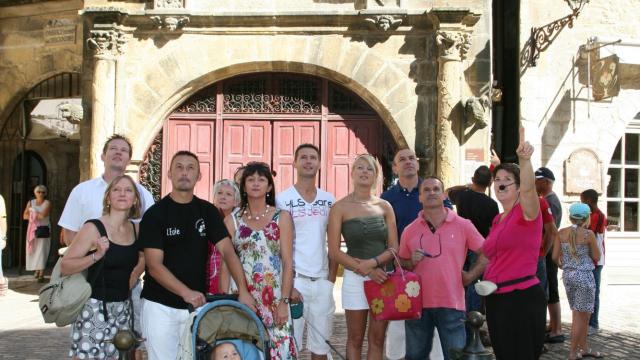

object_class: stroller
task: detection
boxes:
[177,295,270,360]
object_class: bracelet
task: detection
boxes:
[373,257,380,267]
[92,253,97,263]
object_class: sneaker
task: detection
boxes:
[588,326,599,336]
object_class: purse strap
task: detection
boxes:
[85,219,110,321]
[386,248,406,281]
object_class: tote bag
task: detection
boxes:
[363,249,422,321]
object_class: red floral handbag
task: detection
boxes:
[363,248,422,321]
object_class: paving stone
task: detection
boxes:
[2,267,639,360]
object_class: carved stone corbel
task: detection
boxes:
[436,30,471,61]
[153,0,184,9]
[150,16,190,31]
[463,96,490,129]
[364,15,403,31]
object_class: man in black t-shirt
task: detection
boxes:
[446,166,499,315]
[447,166,499,238]
[139,151,256,360]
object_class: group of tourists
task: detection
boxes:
[43,132,606,360]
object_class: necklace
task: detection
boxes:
[243,204,271,220]
[351,193,373,204]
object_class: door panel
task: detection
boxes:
[162,119,215,202]
[162,118,381,204]
[272,121,320,193]
[222,120,272,182]
[326,121,380,200]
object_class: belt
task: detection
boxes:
[496,274,536,289]
[296,273,322,281]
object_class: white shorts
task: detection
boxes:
[292,276,336,355]
[341,269,370,310]
[141,299,190,360]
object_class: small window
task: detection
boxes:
[625,133,639,165]
[607,132,640,232]
[607,168,621,198]
[611,141,622,164]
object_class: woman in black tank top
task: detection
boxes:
[61,175,143,360]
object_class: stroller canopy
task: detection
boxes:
[193,300,268,353]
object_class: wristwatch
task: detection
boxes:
[282,297,290,304]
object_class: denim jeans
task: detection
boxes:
[405,308,466,360]
[464,251,482,313]
[536,256,548,301]
[589,265,603,328]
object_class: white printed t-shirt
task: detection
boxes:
[276,186,335,278]
[59,176,155,232]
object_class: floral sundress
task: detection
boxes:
[233,209,297,360]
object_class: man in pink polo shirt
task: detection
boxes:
[399,177,486,360]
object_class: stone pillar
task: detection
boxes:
[435,30,471,187]
[87,26,126,178]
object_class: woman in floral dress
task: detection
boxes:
[223,162,296,360]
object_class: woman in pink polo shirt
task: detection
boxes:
[482,142,546,360]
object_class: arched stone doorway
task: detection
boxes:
[0,72,81,269]
[10,151,47,269]
[140,73,398,202]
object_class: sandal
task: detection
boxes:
[581,349,604,358]
[568,352,583,360]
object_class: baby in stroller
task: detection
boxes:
[209,341,241,360]
[177,297,270,360]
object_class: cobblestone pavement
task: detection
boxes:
[1,239,639,359]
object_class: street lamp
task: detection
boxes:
[565,0,590,14]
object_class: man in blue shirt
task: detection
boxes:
[381,148,442,359]
[382,149,422,237]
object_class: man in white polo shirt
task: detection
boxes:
[59,134,154,243]
[276,143,337,359]
[58,134,154,360]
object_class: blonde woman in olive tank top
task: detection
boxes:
[328,154,399,360]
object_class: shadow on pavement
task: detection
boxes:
[541,323,640,359]
[0,327,70,359]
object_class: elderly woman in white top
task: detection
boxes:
[22,185,51,282]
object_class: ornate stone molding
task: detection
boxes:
[87,27,127,57]
[435,31,471,61]
[153,0,184,9]
[150,16,190,31]
[363,15,403,31]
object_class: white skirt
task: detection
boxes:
[341,269,370,310]
[25,236,50,271]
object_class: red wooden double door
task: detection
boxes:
[161,117,381,202]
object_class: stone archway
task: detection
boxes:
[111,35,419,175]
[139,72,399,202]
[84,9,482,183]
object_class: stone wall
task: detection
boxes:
[0,1,493,187]
[80,5,492,185]
[520,0,640,225]
[0,0,83,127]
